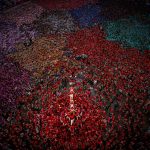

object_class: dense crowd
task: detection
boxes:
[0,0,149,149]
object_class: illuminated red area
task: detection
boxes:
[1,26,149,149]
